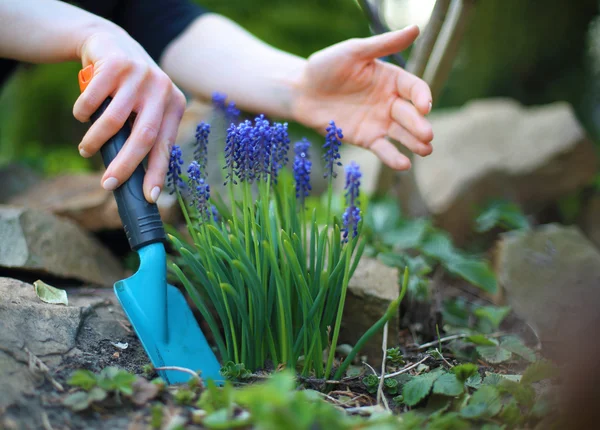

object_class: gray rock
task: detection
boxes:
[495,224,600,357]
[579,195,600,250]
[9,173,179,232]
[340,257,399,365]
[0,277,83,408]
[0,164,41,203]
[0,277,141,427]
[0,205,123,285]
[342,99,598,244]
[414,99,597,243]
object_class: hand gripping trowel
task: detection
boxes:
[78,65,221,384]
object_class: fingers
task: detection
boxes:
[142,88,186,203]
[73,55,129,122]
[388,123,433,157]
[391,99,434,143]
[396,69,432,115]
[370,137,411,171]
[353,25,420,61]
[101,87,169,195]
[77,88,136,157]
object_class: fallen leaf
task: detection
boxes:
[111,342,129,350]
[33,280,68,306]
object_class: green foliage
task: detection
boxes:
[475,200,530,233]
[432,373,464,397]
[220,361,251,381]
[63,366,160,412]
[402,368,445,407]
[451,363,478,382]
[366,199,497,296]
[171,136,368,379]
[362,374,379,394]
[386,347,405,366]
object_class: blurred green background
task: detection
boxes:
[0,0,598,175]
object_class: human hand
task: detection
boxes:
[292,25,433,170]
[74,29,186,203]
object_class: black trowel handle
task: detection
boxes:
[78,65,164,250]
[89,98,166,250]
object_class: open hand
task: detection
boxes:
[74,29,186,203]
[293,25,433,170]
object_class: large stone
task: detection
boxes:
[414,99,597,242]
[9,173,178,232]
[0,277,143,427]
[340,257,399,365]
[0,205,123,285]
[0,277,84,408]
[494,224,600,358]
[0,163,41,203]
[579,194,600,250]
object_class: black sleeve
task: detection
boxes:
[73,0,208,62]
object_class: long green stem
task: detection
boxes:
[324,244,352,380]
[333,267,410,381]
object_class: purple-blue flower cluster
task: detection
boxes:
[224,115,290,185]
[212,92,240,125]
[167,145,184,194]
[323,120,343,179]
[187,161,211,220]
[341,161,362,242]
[194,122,210,171]
[293,138,312,207]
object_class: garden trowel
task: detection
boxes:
[78,65,221,385]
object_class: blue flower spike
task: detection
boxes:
[167,145,184,194]
[293,138,312,207]
[323,120,343,179]
[342,161,361,243]
[194,122,211,172]
[187,161,211,221]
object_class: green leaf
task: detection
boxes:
[88,387,107,403]
[499,336,536,362]
[474,306,511,329]
[480,424,506,430]
[33,280,68,306]
[460,385,502,419]
[432,373,464,396]
[465,373,482,389]
[62,391,91,411]
[366,199,400,234]
[521,360,559,385]
[452,363,478,382]
[466,335,496,346]
[384,378,399,395]
[68,370,97,391]
[383,218,429,249]
[498,379,536,408]
[475,200,529,233]
[402,369,444,406]
[419,230,458,263]
[445,257,497,294]
[483,373,521,386]
[499,399,522,426]
[476,343,512,364]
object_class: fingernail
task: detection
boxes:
[79,147,91,158]
[428,101,432,113]
[150,186,161,203]
[102,177,119,191]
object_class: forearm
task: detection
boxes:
[0,0,118,63]
[160,13,306,120]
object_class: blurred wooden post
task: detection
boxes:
[373,0,477,218]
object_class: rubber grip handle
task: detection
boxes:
[90,98,166,250]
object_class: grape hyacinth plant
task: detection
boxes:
[168,100,407,379]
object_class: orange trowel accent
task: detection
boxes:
[78,64,94,92]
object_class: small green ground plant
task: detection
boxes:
[167,95,403,379]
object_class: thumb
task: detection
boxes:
[354,25,420,60]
